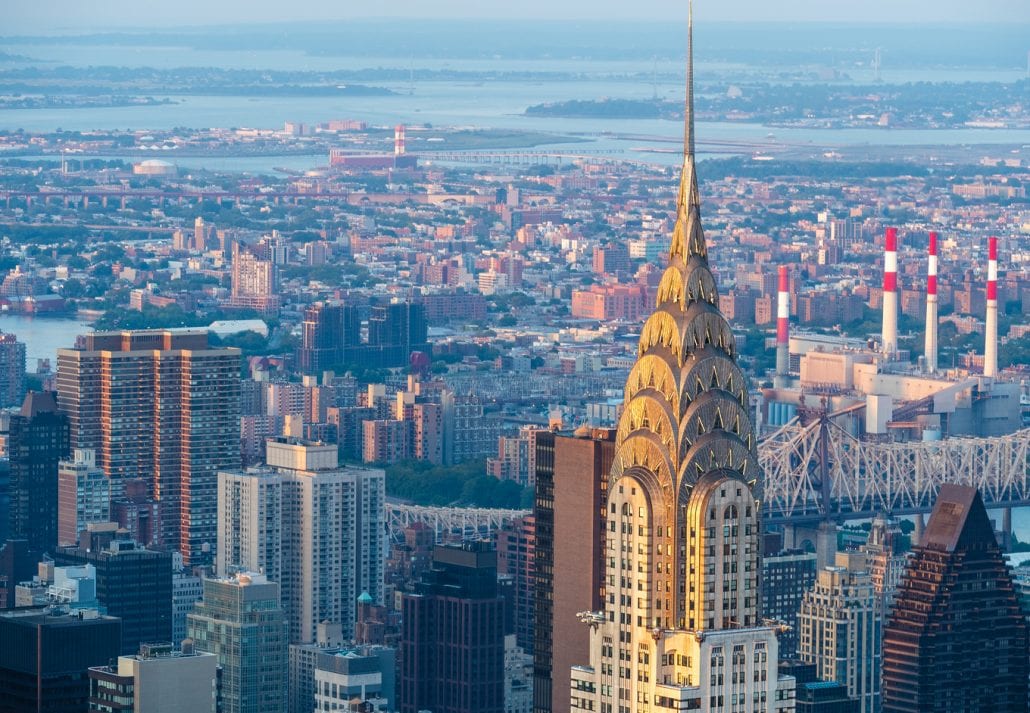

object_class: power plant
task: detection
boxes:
[985,235,999,379]
[763,227,1023,441]
[880,226,899,358]
[924,232,938,374]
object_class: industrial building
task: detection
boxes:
[764,230,1023,441]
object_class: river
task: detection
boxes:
[0,313,91,367]
[2,39,1029,157]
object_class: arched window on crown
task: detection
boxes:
[724,505,738,522]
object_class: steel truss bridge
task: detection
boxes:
[387,422,1030,539]
[760,418,1030,525]
[386,502,527,541]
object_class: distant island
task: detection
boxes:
[0,95,177,110]
[527,79,1030,130]
[527,98,679,120]
[0,67,398,99]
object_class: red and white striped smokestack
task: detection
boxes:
[394,124,406,156]
[775,265,790,386]
[881,227,899,357]
[924,232,938,373]
[984,236,999,377]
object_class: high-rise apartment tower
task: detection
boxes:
[56,330,241,564]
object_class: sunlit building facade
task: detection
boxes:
[56,330,241,564]
[569,9,794,712]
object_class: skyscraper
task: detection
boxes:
[6,391,70,554]
[0,330,26,407]
[858,516,908,617]
[187,572,287,713]
[399,542,505,713]
[761,549,817,659]
[296,301,361,376]
[55,527,173,655]
[0,607,121,713]
[570,5,795,711]
[217,438,386,644]
[56,330,241,564]
[882,484,1028,712]
[532,428,613,713]
[797,552,880,713]
[57,449,111,547]
[229,241,280,315]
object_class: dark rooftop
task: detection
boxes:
[921,483,996,553]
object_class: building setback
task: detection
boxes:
[882,484,1029,712]
[798,552,881,713]
[56,329,241,564]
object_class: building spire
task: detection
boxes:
[685,0,695,158]
[671,0,706,261]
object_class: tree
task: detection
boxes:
[61,278,85,298]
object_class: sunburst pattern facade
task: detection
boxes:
[569,6,795,713]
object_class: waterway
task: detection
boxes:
[2,40,1029,165]
[0,313,91,367]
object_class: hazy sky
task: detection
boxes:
[5,0,1030,33]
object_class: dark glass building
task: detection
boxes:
[400,542,505,713]
[0,539,40,610]
[55,528,172,655]
[882,484,1029,712]
[531,428,613,713]
[0,607,121,713]
[365,301,430,370]
[5,391,70,554]
[297,301,361,375]
[780,661,860,713]
[761,548,817,659]
[296,300,429,374]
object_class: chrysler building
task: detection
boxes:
[569,4,796,712]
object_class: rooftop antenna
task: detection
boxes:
[685,0,695,158]
[873,47,882,83]
[669,0,707,261]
